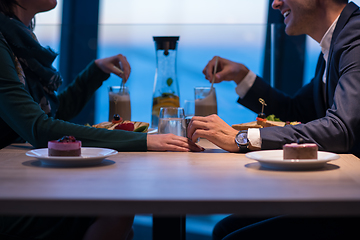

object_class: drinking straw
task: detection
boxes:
[113,65,124,75]
[210,56,219,90]
[113,65,126,94]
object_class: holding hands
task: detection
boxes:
[187,114,240,153]
[147,56,251,152]
[147,134,204,152]
[203,56,250,85]
[95,54,131,83]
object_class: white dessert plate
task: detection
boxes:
[26,147,118,167]
[245,150,339,170]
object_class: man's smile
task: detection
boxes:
[283,10,291,18]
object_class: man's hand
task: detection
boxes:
[95,54,131,83]
[147,134,204,152]
[202,56,250,85]
[187,115,240,152]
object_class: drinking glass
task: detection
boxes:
[184,100,195,117]
[108,86,131,121]
[184,100,195,138]
[158,107,186,137]
[194,87,217,116]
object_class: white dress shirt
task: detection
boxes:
[235,16,339,149]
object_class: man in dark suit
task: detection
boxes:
[188,0,360,239]
[188,0,360,158]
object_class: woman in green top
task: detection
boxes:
[0,0,202,239]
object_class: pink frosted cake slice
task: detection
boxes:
[48,136,81,156]
[283,143,318,160]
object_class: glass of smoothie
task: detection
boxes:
[108,86,131,121]
[194,87,217,116]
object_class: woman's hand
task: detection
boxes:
[95,54,131,83]
[187,114,240,152]
[202,56,249,85]
[147,134,204,152]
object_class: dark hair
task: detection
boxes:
[0,0,35,29]
[0,0,21,17]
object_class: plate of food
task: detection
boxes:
[232,98,300,131]
[90,114,149,132]
[26,136,118,167]
[232,114,300,131]
[26,148,118,167]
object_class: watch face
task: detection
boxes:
[236,132,248,145]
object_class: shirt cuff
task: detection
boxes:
[235,70,257,99]
[248,128,261,149]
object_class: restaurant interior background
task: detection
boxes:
[33,0,360,239]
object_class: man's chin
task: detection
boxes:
[284,26,301,36]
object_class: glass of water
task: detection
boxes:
[158,107,186,137]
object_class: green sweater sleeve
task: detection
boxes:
[0,39,147,151]
[56,61,109,121]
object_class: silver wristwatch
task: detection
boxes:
[235,130,249,152]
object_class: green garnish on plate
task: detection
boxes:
[134,125,148,133]
[266,114,281,121]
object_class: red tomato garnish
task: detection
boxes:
[114,122,134,131]
[256,117,267,122]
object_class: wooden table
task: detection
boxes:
[1,140,360,239]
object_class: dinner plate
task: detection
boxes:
[26,147,118,167]
[245,150,339,170]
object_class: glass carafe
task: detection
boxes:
[151,36,180,128]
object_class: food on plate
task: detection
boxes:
[232,121,263,131]
[257,98,267,120]
[114,122,134,131]
[48,136,81,156]
[256,114,287,128]
[92,114,149,132]
[232,114,295,131]
[232,117,300,131]
[112,114,123,124]
[263,114,281,122]
[232,98,300,131]
[93,120,149,132]
[283,141,318,159]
